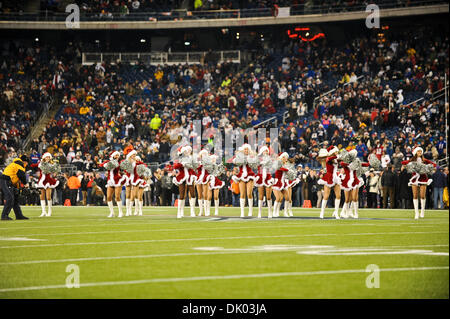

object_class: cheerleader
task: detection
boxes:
[132,156,152,216]
[232,144,257,217]
[338,149,361,218]
[401,147,437,219]
[196,149,214,217]
[350,156,371,219]
[209,154,225,216]
[101,151,127,218]
[283,158,300,217]
[254,146,274,218]
[120,150,137,216]
[317,146,342,219]
[36,152,60,217]
[271,152,289,218]
[173,145,199,218]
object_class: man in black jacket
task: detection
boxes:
[381,165,396,209]
[432,167,447,209]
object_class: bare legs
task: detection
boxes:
[320,185,341,219]
[257,186,273,218]
[239,180,254,217]
[412,185,427,219]
[107,186,123,218]
[39,188,53,217]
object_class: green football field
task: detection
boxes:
[0,206,448,299]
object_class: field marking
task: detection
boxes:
[0,266,447,293]
[5,219,449,238]
[0,237,46,241]
[0,244,449,266]
[0,230,447,252]
[1,220,448,231]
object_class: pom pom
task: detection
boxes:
[285,163,297,180]
[233,152,247,166]
[104,160,118,171]
[137,164,152,178]
[247,155,259,170]
[260,154,273,169]
[368,154,381,170]
[406,161,418,174]
[212,163,225,176]
[356,165,369,177]
[349,158,361,171]
[425,164,436,175]
[39,162,53,174]
[49,163,61,174]
[201,156,215,173]
[337,149,351,163]
[120,160,133,174]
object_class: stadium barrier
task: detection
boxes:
[82,51,241,66]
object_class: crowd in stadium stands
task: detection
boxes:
[0,42,54,164]
[1,0,439,15]
[0,25,448,209]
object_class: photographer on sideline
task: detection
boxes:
[0,155,30,220]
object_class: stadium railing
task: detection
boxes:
[0,0,446,22]
[81,50,241,66]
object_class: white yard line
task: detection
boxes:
[0,220,447,231]
[6,222,448,237]
[0,266,447,293]
[0,244,448,266]
[0,231,447,250]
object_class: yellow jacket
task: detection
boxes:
[2,158,27,187]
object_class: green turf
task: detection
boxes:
[0,206,448,299]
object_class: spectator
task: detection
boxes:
[432,167,447,209]
[67,172,81,206]
[380,165,396,209]
[367,169,379,208]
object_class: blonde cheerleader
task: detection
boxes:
[317,146,342,219]
[101,150,127,218]
[132,156,152,216]
[209,154,225,216]
[172,145,199,218]
[120,149,137,216]
[402,147,437,219]
[254,146,274,218]
[196,149,214,216]
[36,152,60,217]
[283,158,299,217]
[232,144,258,217]
[271,152,290,218]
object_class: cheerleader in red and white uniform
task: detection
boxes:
[173,145,198,218]
[196,149,214,216]
[401,147,437,219]
[101,151,127,218]
[254,146,274,218]
[317,146,342,219]
[283,158,300,217]
[132,156,152,216]
[209,154,225,216]
[339,149,359,219]
[350,157,370,219]
[232,143,257,217]
[271,152,289,218]
[36,152,60,217]
[120,149,137,216]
